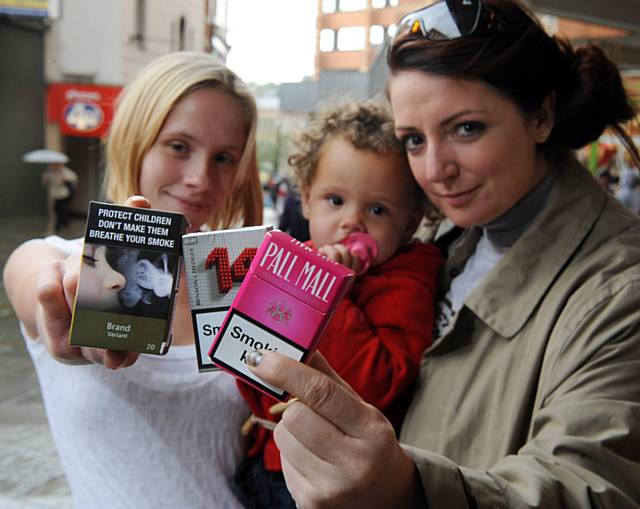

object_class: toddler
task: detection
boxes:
[233,98,443,509]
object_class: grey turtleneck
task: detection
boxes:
[483,170,556,248]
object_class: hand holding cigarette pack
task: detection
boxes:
[209,230,355,399]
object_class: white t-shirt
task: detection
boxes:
[433,231,508,339]
[23,237,248,509]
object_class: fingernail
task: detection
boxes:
[246,350,263,367]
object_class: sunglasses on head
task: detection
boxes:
[393,0,493,43]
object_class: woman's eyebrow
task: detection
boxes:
[439,109,487,127]
[395,109,488,133]
[160,130,198,142]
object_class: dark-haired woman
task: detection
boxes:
[245,1,640,507]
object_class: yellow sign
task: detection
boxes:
[0,0,48,17]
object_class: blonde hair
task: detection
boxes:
[105,51,262,228]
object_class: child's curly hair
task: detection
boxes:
[288,97,403,188]
[288,97,437,220]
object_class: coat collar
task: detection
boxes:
[448,157,606,339]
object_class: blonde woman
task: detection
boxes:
[4,52,262,509]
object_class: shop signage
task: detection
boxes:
[47,83,122,138]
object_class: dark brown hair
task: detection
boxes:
[387,0,639,166]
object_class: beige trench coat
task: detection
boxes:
[401,157,640,508]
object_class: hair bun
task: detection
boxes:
[553,42,636,149]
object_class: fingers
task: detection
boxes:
[248,350,375,438]
[306,352,358,397]
[125,195,151,208]
[61,253,81,311]
[269,397,299,416]
[37,260,71,324]
[318,244,361,273]
[36,260,86,363]
[103,350,139,370]
[276,400,358,465]
[37,257,139,369]
[280,455,317,509]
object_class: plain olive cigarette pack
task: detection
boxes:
[68,201,187,354]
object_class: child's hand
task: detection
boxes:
[318,243,364,274]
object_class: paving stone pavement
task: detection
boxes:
[0,216,84,509]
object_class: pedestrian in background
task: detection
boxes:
[277,188,310,241]
[615,164,640,213]
[41,162,78,233]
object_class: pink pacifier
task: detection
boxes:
[341,232,379,275]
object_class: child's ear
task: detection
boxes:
[300,186,311,220]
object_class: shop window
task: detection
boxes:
[134,0,145,50]
[339,0,367,12]
[322,0,337,13]
[320,29,336,52]
[337,26,366,51]
[178,16,186,50]
[370,25,385,45]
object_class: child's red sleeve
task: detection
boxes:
[317,243,443,416]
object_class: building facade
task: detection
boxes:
[280,0,638,115]
[1,0,227,219]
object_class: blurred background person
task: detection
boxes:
[615,164,640,213]
[41,162,78,233]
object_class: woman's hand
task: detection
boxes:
[247,350,426,509]
[35,250,138,368]
[35,196,153,368]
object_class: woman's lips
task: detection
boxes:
[437,186,480,207]
[168,193,209,213]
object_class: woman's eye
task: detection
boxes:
[82,255,97,268]
[168,141,189,154]
[370,205,387,216]
[403,134,425,152]
[215,153,237,167]
[454,121,485,138]
[328,195,343,206]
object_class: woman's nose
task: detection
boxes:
[184,157,212,187]
[425,143,458,183]
[105,270,126,291]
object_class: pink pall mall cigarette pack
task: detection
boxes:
[209,230,355,400]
